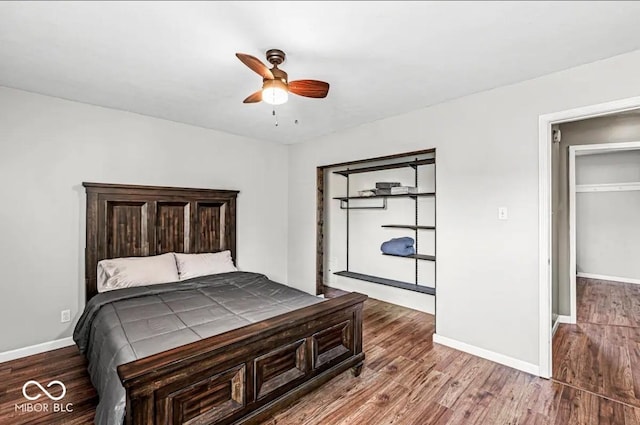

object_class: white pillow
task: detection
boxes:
[97,253,180,293]
[174,251,238,281]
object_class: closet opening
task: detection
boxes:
[316,148,436,317]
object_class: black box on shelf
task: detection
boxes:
[375,182,401,189]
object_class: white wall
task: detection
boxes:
[576,151,640,280]
[576,150,640,184]
[288,49,640,368]
[0,87,289,353]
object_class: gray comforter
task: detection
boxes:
[73,271,322,425]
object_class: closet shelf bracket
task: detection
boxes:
[340,198,387,210]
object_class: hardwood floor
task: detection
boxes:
[576,277,640,327]
[2,295,640,424]
[554,277,640,409]
[0,346,97,424]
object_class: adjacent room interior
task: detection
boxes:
[2,2,640,424]
[551,112,640,406]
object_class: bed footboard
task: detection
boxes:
[117,292,367,425]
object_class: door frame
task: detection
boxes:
[538,96,640,379]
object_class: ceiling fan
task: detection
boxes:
[236,49,329,105]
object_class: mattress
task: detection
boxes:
[73,271,323,425]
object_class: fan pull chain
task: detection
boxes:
[271,109,298,127]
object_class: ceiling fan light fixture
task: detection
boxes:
[236,50,329,105]
[262,79,288,105]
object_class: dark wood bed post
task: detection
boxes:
[83,182,366,425]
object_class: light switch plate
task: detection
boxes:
[498,207,508,220]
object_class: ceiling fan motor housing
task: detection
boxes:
[269,67,288,84]
[266,49,286,66]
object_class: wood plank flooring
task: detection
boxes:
[2,294,639,424]
[576,277,640,327]
[554,277,640,408]
[0,345,97,424]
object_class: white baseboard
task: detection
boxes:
[0,337,75,363]
[552,315,574,336]
[552,317,560,336]
[556,315,573,324]
[577,272,640,285]
[433,334,540,376]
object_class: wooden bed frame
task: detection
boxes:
[83,182,366,425]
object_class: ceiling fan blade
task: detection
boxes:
[236,53,274,80]
[288,80,330,98]
[243,90,262,103]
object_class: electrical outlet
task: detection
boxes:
[61,309,71,323]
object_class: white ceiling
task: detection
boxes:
[1,1,640,144]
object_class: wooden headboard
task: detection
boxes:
[83,182,239,301]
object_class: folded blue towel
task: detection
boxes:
[381,237,415,256]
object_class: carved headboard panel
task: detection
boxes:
[83,182,239,301]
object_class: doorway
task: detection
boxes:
[539,96,640,379]
[543,110,640,405]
